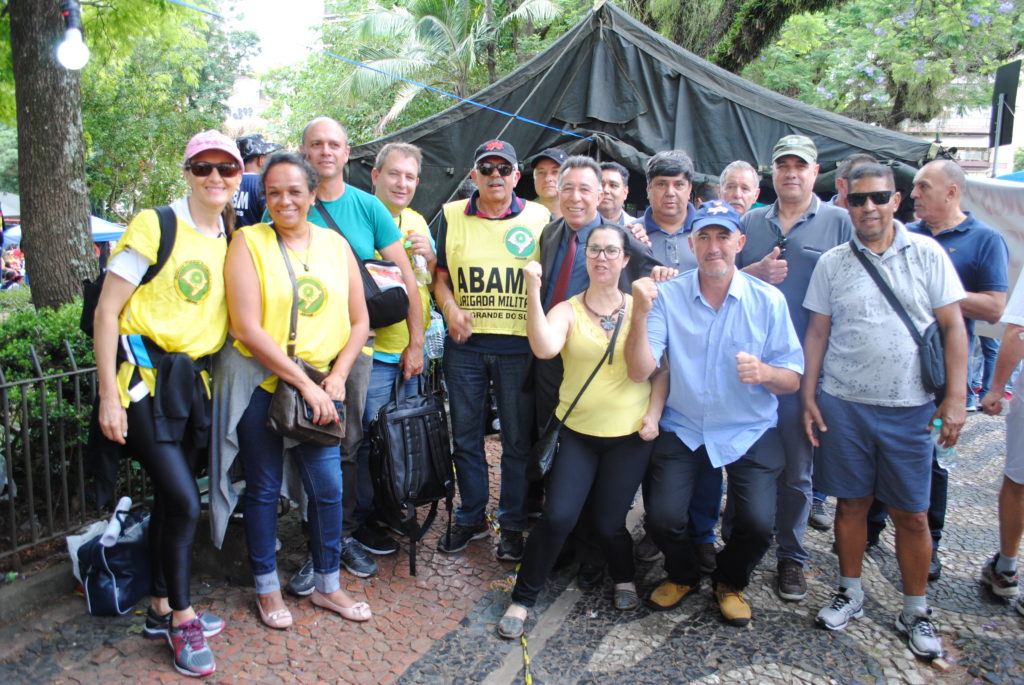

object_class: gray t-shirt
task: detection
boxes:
[738,196,853,340]
[803,224,965,407]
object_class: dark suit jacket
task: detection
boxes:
[537,217,661,302]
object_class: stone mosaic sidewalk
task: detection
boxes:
[1,410,1021,683]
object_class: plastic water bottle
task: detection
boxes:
[931,418,957,470]
[405,232,431,285]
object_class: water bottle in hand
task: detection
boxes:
[931,418,957,470]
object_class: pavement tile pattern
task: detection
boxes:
[0,410,1022,683]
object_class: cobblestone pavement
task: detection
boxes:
[1,411,1021,683]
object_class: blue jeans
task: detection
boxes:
[238,387,343,595]
[443,345,534,531]
[686,462,723,544]
[354,360,419,527]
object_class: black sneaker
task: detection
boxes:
[285,556,315,597]
[928,548,942,582]
[576,562,605,590]
[376,509,409,537]
[496,530,524,562]
[354,524,399,556]
[438,522,489,554]
[143,607,225,640]
[341,537,378,578]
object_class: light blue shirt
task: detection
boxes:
[648,269,804,467]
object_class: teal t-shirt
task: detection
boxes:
[262,183,401,260]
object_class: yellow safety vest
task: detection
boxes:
[441,198,548,336]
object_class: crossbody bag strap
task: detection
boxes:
[275,229,300,358]
[555,304,625,428]
[848,240,925,347]
[314,198,380,296]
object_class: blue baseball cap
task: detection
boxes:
[691,200,742,232]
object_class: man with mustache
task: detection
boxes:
[433,139,550,561]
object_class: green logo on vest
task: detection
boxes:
[504,227,536,257]
[175,261,211,303]
[297,277,327,316]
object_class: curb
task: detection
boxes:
[0,561,75,625]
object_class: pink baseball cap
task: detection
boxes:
[183,130,244,169]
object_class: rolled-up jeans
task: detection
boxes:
[443,344,534,532]
[238,387,343,595]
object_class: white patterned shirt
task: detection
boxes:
[803,223,965,407]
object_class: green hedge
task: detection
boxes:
[0,289,94,381]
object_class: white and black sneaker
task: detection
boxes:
[895,608,943,659]
[816,588,864,630]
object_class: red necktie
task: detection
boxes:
[551,231,577,306]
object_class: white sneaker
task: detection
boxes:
[808,499,832,531]
[895,608,943,659]
[816,588,864,630]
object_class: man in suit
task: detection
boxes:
[535,155,662,587]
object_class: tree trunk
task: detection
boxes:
[11,0,94,309]
[484,0,497,84]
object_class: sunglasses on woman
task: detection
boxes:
[186,161,241,178]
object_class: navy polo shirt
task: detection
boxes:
[542,215,603,311]
[643,204,697,271]
[908,212,1009,337]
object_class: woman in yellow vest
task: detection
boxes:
[224,151,371,631]
[497,224,666,639]
[93,130,241,677]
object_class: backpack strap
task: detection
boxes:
[141,206,177,286]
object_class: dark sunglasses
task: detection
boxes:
[847,190,894,207]
[775,233,787,257]
[186,161,241,178]
[476,162,515,177]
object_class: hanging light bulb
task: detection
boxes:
[56,0,89,70]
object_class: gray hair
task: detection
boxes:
[557,155,602,186]
[928,158,966,192]
[718,160,758,188]
[837,153,878,182]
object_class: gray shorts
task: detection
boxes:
[1007,383,1024,485]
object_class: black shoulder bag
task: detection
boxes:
[265,231,346,446]
[314,198,409,329]
[80,205,176,337]
[848,241,945,394]
[527,306,625,482]
[369,374,454,576]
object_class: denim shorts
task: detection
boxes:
[813,390,935,513]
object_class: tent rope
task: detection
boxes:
[321,51,594,143]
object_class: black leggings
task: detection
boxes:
[125,395,202,611]
[511,428,652,608]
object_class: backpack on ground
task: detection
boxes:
[80,206,176,337]
[369,374,454,575]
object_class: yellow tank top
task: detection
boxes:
[232,222,353,392]
[111,208,228,406]
[441,198,549,336]
[373,208,432,355]
[558,295,650,437]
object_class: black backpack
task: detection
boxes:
[369,375,454,575]
[80,206,176,337]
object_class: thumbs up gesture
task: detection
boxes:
[755,245,788,284]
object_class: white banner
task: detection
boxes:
[962,177,1024,338]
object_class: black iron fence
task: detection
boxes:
[0,343,150,565]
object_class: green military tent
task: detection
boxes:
[347,0,942,222]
